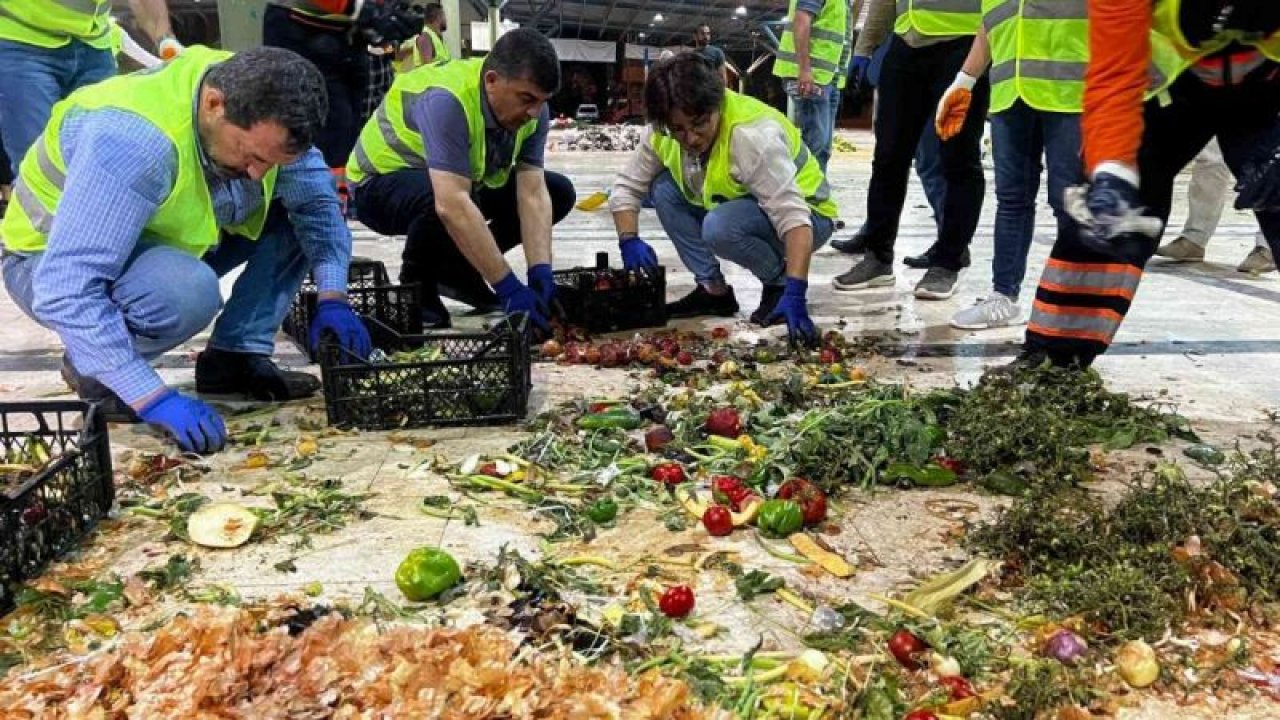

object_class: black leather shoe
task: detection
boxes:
[750,284,786,326]
[60,357,141,423]
[195,348,321,401]
[905,246,971,269]
[666,285,739,319]
[830,224,869,254]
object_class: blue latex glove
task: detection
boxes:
[527,263,556,309]
[764,278,818,348]
[619,235,658,270]
[1065,171,1162,262]
[493,271,549,331]
[309,298,373,359]
[847,55,871,92]
[138,390,227,454]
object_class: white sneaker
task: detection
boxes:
[950,293,1025,330]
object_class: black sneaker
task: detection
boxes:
[830,224,869,255]
[196,348,321,401]
[750,284,786,326]
[905,246,972,269]
[60,357,141,423]
[665,285,739,319]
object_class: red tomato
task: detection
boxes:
[711,326,730,340]
[650,463,687,486]
[887,628,929,669]
[702,506,734,536]
[658,585,695,618]
[775,478,828,525]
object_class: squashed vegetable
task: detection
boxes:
[187,503,258,548]
[394,547,462,602]
[705,407,742,438]
[757,499,804,538]
[776,478,828,525]
[788,534,854,577]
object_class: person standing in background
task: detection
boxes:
[693,23,729,85]
[1154,139,1274,273]
[773,0,850,174]
[397,3,449,73]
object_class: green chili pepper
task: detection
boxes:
[394,546,462,602]
[757,499,804,538]
[575,409,643,430]
[882,462,959,488]
[584,497,618,524]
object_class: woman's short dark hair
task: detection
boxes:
[204,46,327,154]
[644,52,725,132]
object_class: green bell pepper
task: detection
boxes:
[575,409,643,430]
[585,497,618,524]
[757,499,804,538]
[395,547,462,602]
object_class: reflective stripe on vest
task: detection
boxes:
[648,91,838,220]
[775,0,850,86]
[0,0,112,48]
[347,58,538,188]
[1149,0,1280,94]
[982,0,1087,113]
[893,0,981,39]
[0,46,280,257]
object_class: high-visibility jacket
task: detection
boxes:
[894,0,982,39]
[775,0,850,87]
[649,91,838,220]
[1148,0,1280,95]
[2,46,280,257]
[983,0,1088,113]
[347,58,539,188]
[0,0,113,49]
[396,26,449,73]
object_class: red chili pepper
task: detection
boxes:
[702,505,733,536]
[658,585,695,618]
[650,463,687,486]
[776,477,828,525]
[939,676,977,700]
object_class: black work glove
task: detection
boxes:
[356,1,424,47]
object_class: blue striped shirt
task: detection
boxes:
[28,107,350,406]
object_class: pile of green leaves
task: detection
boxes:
[968,459,1280,641]
[946,366,1196,491]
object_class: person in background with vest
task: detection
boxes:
[932,0,1087,331]
[1007,0,1280,370]
[0,0,181,181]
[396,3,448,73]
[347,28,575,332]
[0,47,371,454]
[262,0,423,205]
[609,53,839,347]
[832,0,987,300]
[773,0,849,174]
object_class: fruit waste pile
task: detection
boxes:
[3,329,1280,718]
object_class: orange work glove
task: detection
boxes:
[935,72,978,141]
[158,35,184,62]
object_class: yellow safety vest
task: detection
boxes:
[1149,0,1280,94]
[775,0,850,86]
[0,0,113,49]
[347,58,538,188]
[649,91,838,220]
[396,26,450,73]
[2,46,279,257]
[894,0,982,39]
[983,0,1088,113]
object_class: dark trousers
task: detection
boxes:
[0,136,11,185]
[1025,64,1280,366]
[863,35,989,271]
[353,170,576,316]
[262,4,366,170]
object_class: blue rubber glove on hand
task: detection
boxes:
[847,55,871,91]
[619,235,658,270]
[494,271,550,331]
[1064,170,1163,263]
[309,298,373,360]
[138,390,227,454]
[527,263,556,309]
[764,278,818,348]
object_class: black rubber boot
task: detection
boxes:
[195,348,321,401]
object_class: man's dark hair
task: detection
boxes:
[422,3,444,25]
[482,27,560,94]
[644,52,725,131]
[203,46,327,154]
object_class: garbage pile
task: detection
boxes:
[548,125,644,152]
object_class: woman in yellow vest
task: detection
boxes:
[933,0,1089,331]
[609,53,839,347]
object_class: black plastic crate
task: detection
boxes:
[282,259,424,360]
[319,315,532,430]
[553,252,667,334]
[0,401,113,612]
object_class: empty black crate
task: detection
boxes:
[283,259,423,360]
[553,253,667,334]
[319,315,532,430]
[0,402,113,612]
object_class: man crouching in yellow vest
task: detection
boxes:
[0,47,371,454]
[609,53,839,347]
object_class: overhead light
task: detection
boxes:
[735,5,747,15]
[653,13,664,22]
[638,32,646,39]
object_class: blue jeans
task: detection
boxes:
[0,39,116,176]
[3,204,310,358]
[915,118,946,224]
[650,171,834,288]
[989,100,1083,298]
[794,82,838,173]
